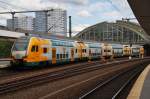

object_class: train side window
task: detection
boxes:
[60,54,62,59]
[57,54,59,59]
[43,48,47,53]
[31,45,36,52]
[66,54,68,58]
[36,46,38,52]
[63,54,65,58]
[76,49,77,53]
[82,49,84,53]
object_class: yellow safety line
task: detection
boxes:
[127,64,150,99]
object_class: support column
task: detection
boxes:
[69,16,72,38]
[11,12,15,31]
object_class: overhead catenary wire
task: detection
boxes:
[0,0,29,11]
[0,0,30,24]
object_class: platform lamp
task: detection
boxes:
[69,16,72,38]
[129,30,132,60]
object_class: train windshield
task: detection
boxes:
[12,37,29,51]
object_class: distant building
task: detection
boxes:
[34,9,67,37]
[7,16,34,31]
[17,16,34,31]
[75,20,149,44]
[34,11,47,33]
[7,17,18,30]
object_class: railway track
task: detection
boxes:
[0,60,101,79]
[0,57,140,78]
[0,57,131,81]
[79,60,149,99]
[0,58,146,95]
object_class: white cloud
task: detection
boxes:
[42,0,89,6]
[7,0,66,10]
[103,11,123,19]
[67,24,90,37]
[111,0,129,9]
[89,2,112,12]
[77,10,92,17]
[0,0,136,26]
[110,0,135,17]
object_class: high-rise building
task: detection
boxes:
[17,16,34,31]
[7,16,34,31]
[34,9,67,37]
[7,17,18,30]
[34,11,47,33]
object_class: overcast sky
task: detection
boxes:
[0,0,136,35]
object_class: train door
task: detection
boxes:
[79,43,83,60]
[30,45,39,62]
[52,48,56,64]
[89,49,91,60]
[77,47,82,60]
[71,48,74,62]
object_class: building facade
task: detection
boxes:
[7,16,34,31]
[7,17,18,30]
[34,9,67,37]
[75,20,148,44]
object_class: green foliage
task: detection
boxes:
[0,41,13,58]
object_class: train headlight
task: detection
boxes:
[10,56,15,59]
[22,56,27,59]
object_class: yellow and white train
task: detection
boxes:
[10,36,144,67]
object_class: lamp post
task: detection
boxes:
[69,16,72,38]
[129,29,132,60]
[11,12,15,31]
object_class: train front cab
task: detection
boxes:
[130,45,144,58]
[73,41,89,62]
[139,47,144,58]
[11,37,51,67]
[11,36,29,66]
[123,45,131,57]
[102,43,113,60]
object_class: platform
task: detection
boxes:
[0,60,10,68]
[127,64,150,99]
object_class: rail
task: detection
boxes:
[79,60,148,99]
[0,58,12,61]
[0,58,146,94]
